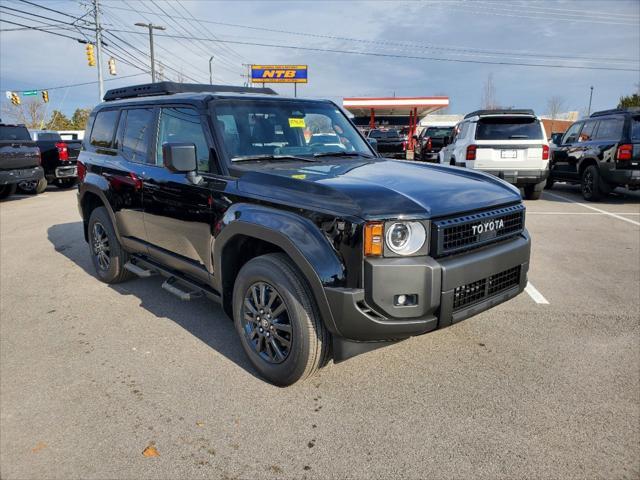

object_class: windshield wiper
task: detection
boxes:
[313,151,375,159]
[232,154,316,163]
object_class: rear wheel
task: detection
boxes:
[581,165,603,201]
[524,180,545,200]
[18,178,47,194]
[0,183,16,199]
[87,206,133,283]
[232,253,330,386]
[544,177,555,190]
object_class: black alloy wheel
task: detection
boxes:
[91,222,111,272]
[241,282,293,364]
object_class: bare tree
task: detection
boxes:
[481,73,499,109]
[547,96,566,120]
[1,98,49,129]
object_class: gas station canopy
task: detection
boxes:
[342,96,450,118]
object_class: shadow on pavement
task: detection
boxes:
[47,221,260,381]
[0,184,77,203]
[543,183,640,205]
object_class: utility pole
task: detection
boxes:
[209,56,214,84]
[93,0,104,100]
[587,86,594,116]
[135,22,166,83]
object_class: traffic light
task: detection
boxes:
[86,43,96,67]
[42,90,49,103]
[108,57,117,75]
[10,92,20,105]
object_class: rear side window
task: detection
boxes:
[0,126,31,141]
[457,122,470,140]
[631,116,640,142]
[475,117,544,140]
[594,118,624,141]
[121,108,153,163]
[90,110,119,148]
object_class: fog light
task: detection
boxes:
[394,294,417,306]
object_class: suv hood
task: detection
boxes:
[235,158,521,220]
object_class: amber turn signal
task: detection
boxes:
[364,222,384,256]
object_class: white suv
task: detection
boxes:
[439,109,549,199]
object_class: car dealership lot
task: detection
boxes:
[1,186,638,479]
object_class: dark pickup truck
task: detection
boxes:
[366,129,404,158]
[414,125,454,162]
[29,130,81,190]
[0,123,44,199]
[78,82,531,385]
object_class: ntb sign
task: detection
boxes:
[251,65,308,84]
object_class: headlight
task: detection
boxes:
[385,221,426,255]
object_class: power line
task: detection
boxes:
[2,72,147,93]
[106,29,640,73]
[0,18,88,42]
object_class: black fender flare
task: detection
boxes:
[78,176,121,242]
[212,204,345,336]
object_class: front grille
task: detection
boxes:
[453,266,521,311]
[432,204,525,257]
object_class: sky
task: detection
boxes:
[0,0,639,121]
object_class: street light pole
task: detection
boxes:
[135,22,166,83]
[587,86,594,116]
[209,56,214,85]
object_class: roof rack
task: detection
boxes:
[590,107,640,118]
[103,81,277,101]
[464,109,535,119]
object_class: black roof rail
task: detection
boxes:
[464,109,535,119]
[590,107,640,118]
[103,81,277,101]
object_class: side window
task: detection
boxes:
[121,108,153,163]
[90,110,119,148]
[631,116,640,142]
[562,122,582,144]
[156,107,212,172]
[579,121,597,142]
[455,122,469,142]
[594,118,624,141]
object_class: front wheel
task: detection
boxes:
[232,253,330,386]
[87,206,133,283]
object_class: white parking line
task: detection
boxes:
[525,282,549,304]
[543,191,640,227]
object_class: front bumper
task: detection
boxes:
[0,166,44,186]
[482,169,548,186]
[325,231,530,342]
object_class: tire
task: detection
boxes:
[581,165,603,201]
[56,178,77,189]
[544,177,555,190]
[0,183,17,199]
[232,253,330,386]
[524,184,542,200]
[18,178,47,194]
[87,206,133,284]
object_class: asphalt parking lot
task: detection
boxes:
[1,185,639,480]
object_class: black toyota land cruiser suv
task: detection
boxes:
[547,108,640,200]
[77,82,531,385]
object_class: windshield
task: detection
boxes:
[423,127,453,138]
[368,129,399,139]
[475,116,544,140]
[1,126,31,141]
[213,100,373,161]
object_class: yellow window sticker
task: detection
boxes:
[292,174,306,180]
[289,118,305,128]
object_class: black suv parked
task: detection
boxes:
[547,108,640,200]
[77,82,531,385]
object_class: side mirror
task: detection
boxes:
[367,137,378,151]
[163,143,197,173]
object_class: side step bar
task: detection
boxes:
[125,256,221,303]
[124,262,156,278]
[162,277,202,301]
